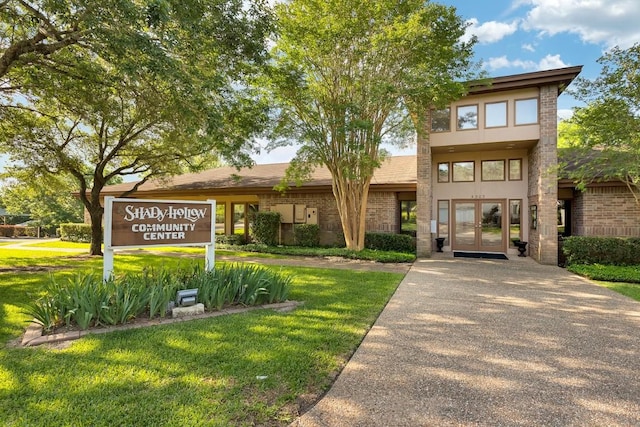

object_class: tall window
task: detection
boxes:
[232,203,245,235]
[215,204,225,234]
[485,101,507,127]
[438,162,450,183]
[400,200,417,236]
[509,199,521,247]
[431,108,451,132]
[509,159,522,180]
[515,98,538,125]
[438,200,449,244]
[457,105,478,130]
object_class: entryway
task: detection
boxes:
[451,200,506,253]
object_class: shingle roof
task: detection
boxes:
[101,155,417,196]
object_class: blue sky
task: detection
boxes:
[2,0,639,171]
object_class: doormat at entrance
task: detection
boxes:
[453,251,508,260]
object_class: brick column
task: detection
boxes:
[416,111,433,257]
[529,85,559,265]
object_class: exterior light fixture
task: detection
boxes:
[176,289,198,307]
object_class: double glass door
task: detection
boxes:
[452,200,506,252]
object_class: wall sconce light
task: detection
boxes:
[176,289,198,307]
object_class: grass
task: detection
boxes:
[568,263,640,302]
[596,281,640,301]
[0,250,402,426]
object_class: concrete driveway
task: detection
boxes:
[293,256,640,426]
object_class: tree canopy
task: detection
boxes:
[266,0,478,250]
[561,43,640,205]
[0,0,274,254]
[0,169,83,231]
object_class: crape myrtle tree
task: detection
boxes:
[0,0,273,255]
[266,0,478,251]
[561,43,640,206]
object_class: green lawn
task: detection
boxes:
[0,250,402,426]
[568,263,640,302]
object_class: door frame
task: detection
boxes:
[451,199,508,253]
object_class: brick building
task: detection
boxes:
[100,66,640,264]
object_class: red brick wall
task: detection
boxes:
[572,186,640,237]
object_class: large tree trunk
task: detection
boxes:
[87,203,104,256]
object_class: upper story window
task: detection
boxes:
[485,101,507,128]
[457,105,478,130]
[481,160,505,181]
[515,98,538,125]
[438,162,450,182]
[452,161,475,182]
[431,108,451,132]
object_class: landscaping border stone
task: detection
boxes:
[20,300,302,347]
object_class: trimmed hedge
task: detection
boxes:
[250,211,280,246]
[294,224,320,247]
[0,225,39,237]
[215,234,246,245]
[60,223,93,243]
[562,236,640,266]
[365,232,416,254]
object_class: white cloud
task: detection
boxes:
[538,54,569,70]
[485,54,568,72]
[463,18,519,44]
[522,43,535,52]
[557,109,574,121]
[521,0,640,49]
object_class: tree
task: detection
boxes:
[0,169,83,232]
[0,0,273,255]
[562,43,640,206]
[266,0,478,250]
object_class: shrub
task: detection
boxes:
[0,225,15,237]
[60,223,93,243]
[365,232,416,253]
[250,211,280,246]
[294,224,320,247]
[216,234,246,245]
[567,264,640,284]
[562,236,640,266]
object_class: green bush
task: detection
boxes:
[24,264,292,332]
[250,211,280,246]
[365,232,416,253]
[216,234,246,245]
[0,225,15,237]
[0,225,36,237]
[567,264,640,284]
[294,224,320,247]
[562,236,640,266]
[60,223,93,243]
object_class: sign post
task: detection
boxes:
[103,197,216,282]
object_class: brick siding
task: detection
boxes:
[527,85,558,264]
[416,112,432,257]
[572,186,640,237]
[259,191,401,245]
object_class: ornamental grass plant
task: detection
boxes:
[25,264,293,332]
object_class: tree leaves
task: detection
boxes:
[564,43,640,205]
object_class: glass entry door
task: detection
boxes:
[452,200,506,252]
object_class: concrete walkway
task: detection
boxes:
[293,256,640,426]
